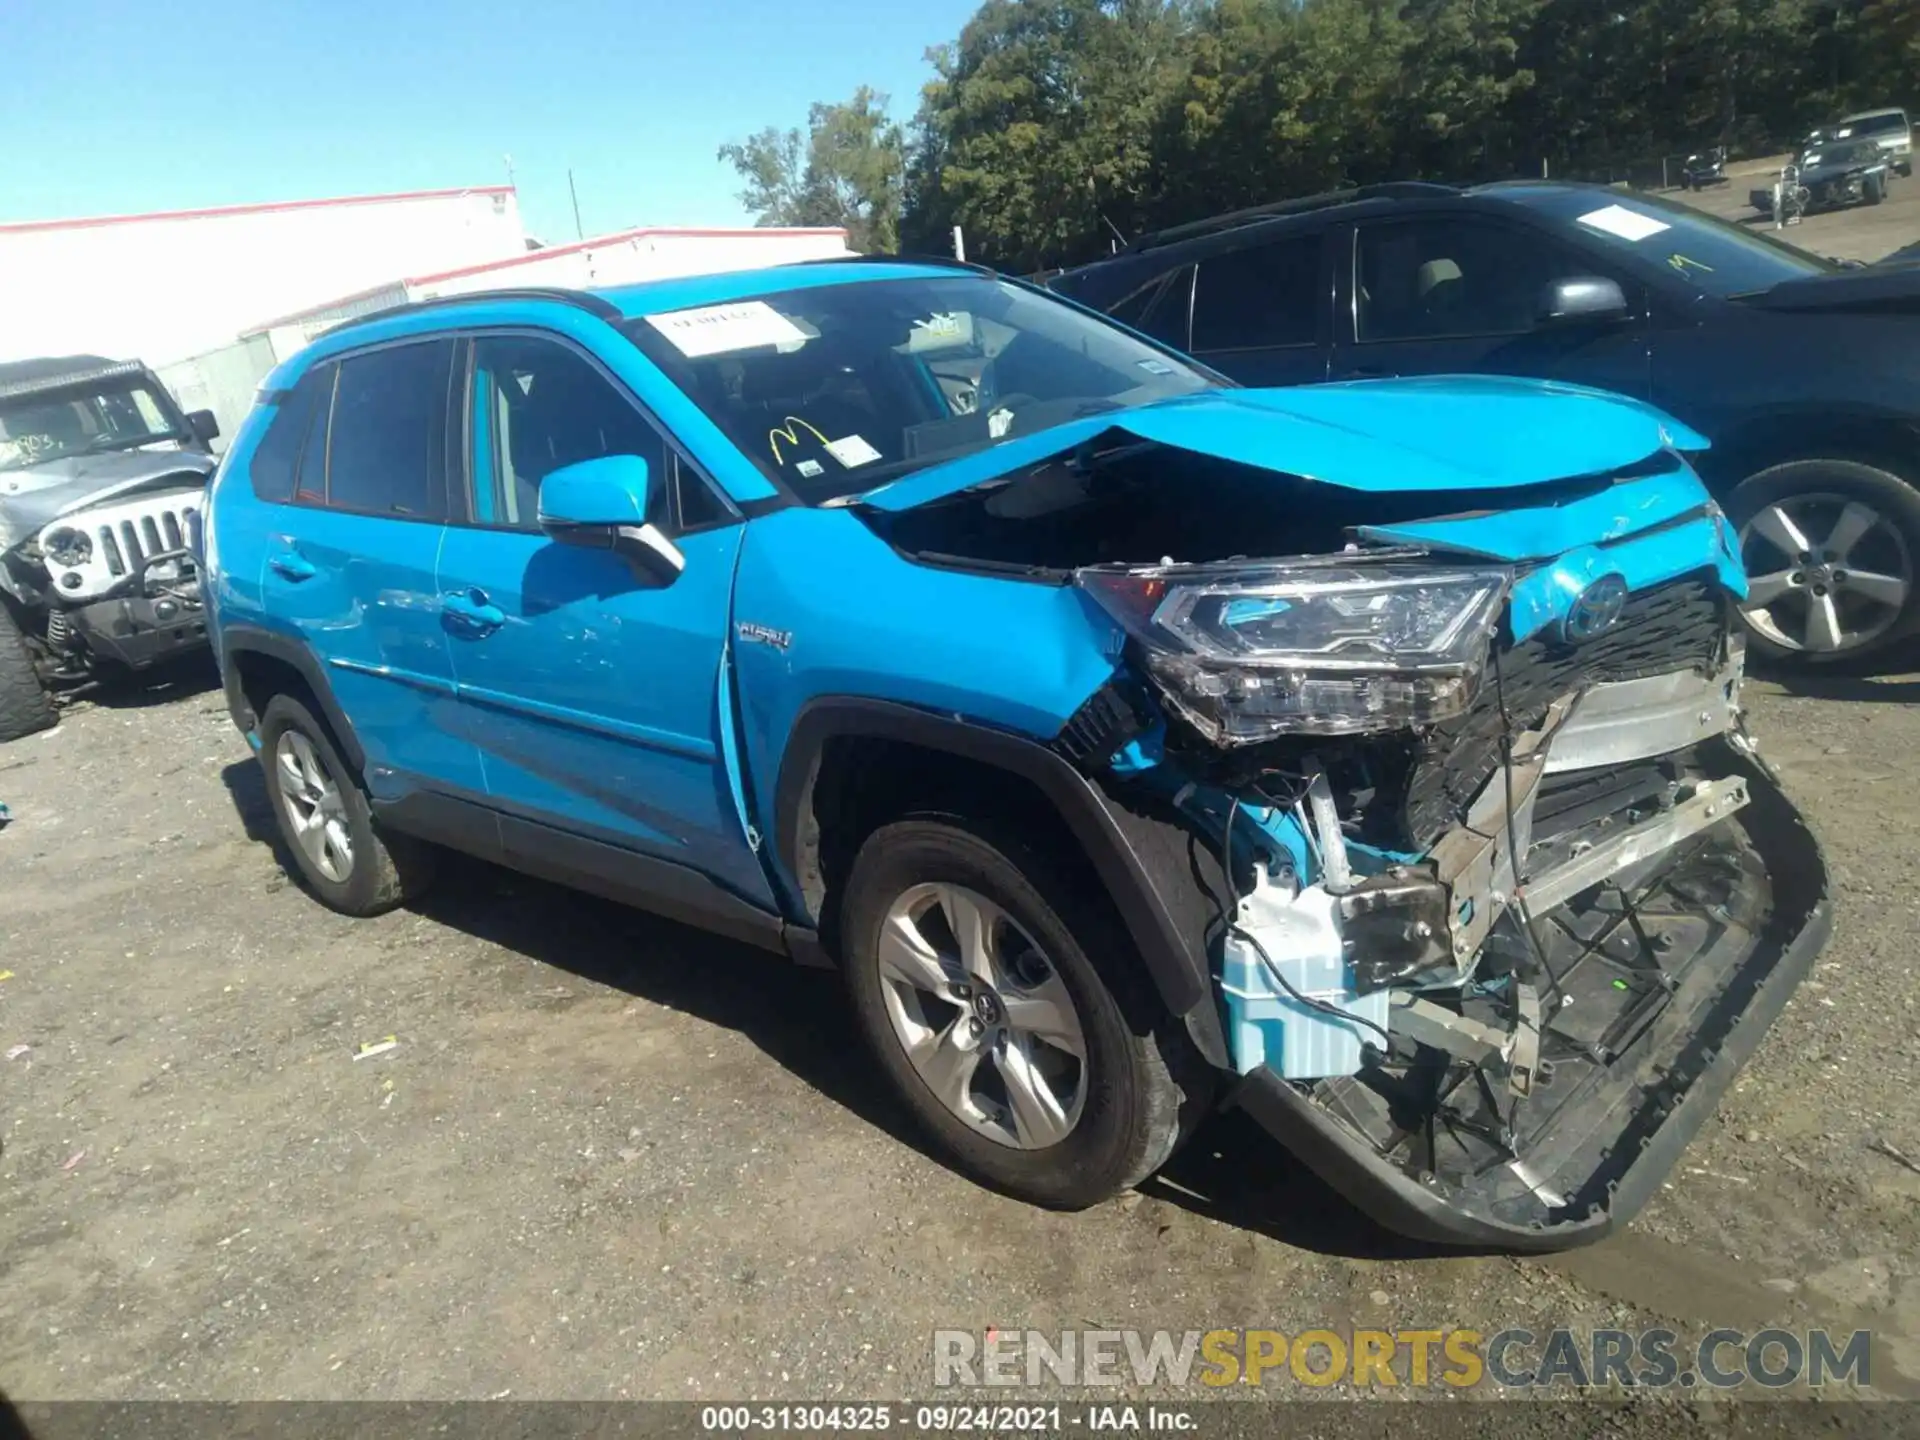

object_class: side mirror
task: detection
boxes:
[537,454,685,587]
[1538,276,1631,327]
[186,408,220,444]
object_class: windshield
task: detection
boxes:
[1802,139,1880,166]
[1503,187,1838,298]
[624,274,1213,502]
[0,376,183,471]
[1840,113,1908,138]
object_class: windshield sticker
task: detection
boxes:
[907,312,974,352]
[769,416,831,464]
[1136,358,1175,375]
[645,301,808,359]
[794,459,824,479]
[825,434,882,469]
[1575,204,1672,243]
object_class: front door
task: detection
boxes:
[434,331,774,906]
[1332,214,1653,399]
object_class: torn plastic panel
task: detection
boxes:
[1054,605,1819,1245]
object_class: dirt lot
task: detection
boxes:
[1,650,1919,1405]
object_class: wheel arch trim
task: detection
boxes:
[774,696,1219,1048]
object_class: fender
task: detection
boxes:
[775,697,1225,1063]
[219,624,367,769]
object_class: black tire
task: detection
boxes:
[1865,175,1885,206]
[840,815,1210,1208]
[1727,457,1920,666]
[256,693,434,915]
[0,605,57,743]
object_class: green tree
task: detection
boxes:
[719,87,906,252]
[902,0,1189,272]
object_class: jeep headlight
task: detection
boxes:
[1076,559,1511,742]
[42,526,93,569]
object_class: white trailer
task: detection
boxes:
[158,225,854,445]
[0,187,529,369]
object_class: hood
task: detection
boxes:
[1744,261,1920,313]
[0,448,214,553]
[861,377,1708,515]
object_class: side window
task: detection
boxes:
[294,365,335,504]
[1192,238,1322,352]
[1354,218,1602,344]
[470,335,666,533]
[324,342,453,519]
[248,365,329,503]
[1104,267,1195,351]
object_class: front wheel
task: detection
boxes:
[1729,458,1920,665]
[840,816,1208,1208]
[0,605,57,743]
[257,693,435,915]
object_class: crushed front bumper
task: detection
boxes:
[61,584,207,668]
[1232,749,1829,1251]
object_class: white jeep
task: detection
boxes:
[0,356,219,741]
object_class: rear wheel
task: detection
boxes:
[840,815,1208,1208]
[1729,458,1920,665]
[257,693,434,915]
[0,605,57,743]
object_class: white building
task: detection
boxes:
[0,181,857,446]
[163,223,855,445]
[0,186,528,367]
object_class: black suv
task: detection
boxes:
[1051,181,1920,667]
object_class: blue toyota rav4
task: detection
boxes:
[205,258,1830,1251]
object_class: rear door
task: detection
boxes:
[1186,231,1332,387]
[1332,212,1653,397]
[433,331,774,906]
[255,338,483,799]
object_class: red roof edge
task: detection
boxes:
[0,186,518,236]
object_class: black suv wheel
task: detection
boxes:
[1729,458,1920,665]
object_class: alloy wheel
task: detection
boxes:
[1738,494,1912,654]
[875,882,1088,1150]
[274,731,354,883]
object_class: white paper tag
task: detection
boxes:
[644,301,807,358]
[825,434,882,469]
[988,407,1014,439]
[1575,204,1671,243]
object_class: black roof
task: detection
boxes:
[1121,182,1461,255]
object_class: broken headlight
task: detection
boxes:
[41,526,93,569]
[1077,559,1511,743]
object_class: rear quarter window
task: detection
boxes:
[247,369,328,504]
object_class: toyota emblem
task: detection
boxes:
[1563,574,1629,643]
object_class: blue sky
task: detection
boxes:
[1,0,977,239]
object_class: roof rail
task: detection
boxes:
[1124,182,1462,254]
[318,286,623,339]
[799,251,999,277]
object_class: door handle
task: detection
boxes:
[268,551,317,582]
[441,589,506,636]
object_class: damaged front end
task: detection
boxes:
[866,411,1831,1250]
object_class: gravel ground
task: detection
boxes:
[1,653,1918,1407]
